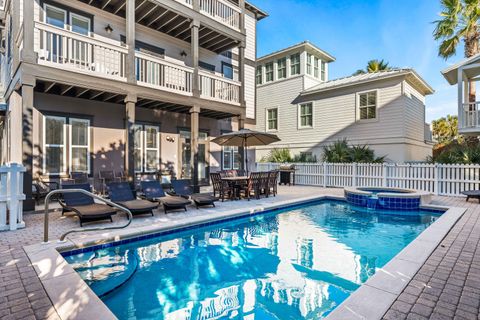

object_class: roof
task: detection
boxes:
[441,53,480,85]
[300,69,434,96]
[257,41,336,63]
[228,1,268,20]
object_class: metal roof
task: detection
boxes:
[301,68,434,96]
[257,41,336,63]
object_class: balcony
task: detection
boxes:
[176,0,241,30]
[34,22,241,105]
[460,102,480,134]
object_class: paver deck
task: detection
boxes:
[0,186,478,320]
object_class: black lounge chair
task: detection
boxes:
[107,182,157,216]
[461,190,480,202]
[170,179,218,209]
[59,183,117,227]
[140,181,191,213]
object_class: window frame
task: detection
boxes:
[314,57,320,78]
[43,3,67,29]
[298,102,314,129]
[69,12,91,36]
[265,62,274,82]
[357,90,379,122]
[69,117,91,173]
[290,53,300,76]
[306,53,313,75]
[277,57,286,79]
[221,61,234,80]
[222,146,240,170]
[321,61,326,81]
[144,125,160,173]
[43,115,67,176]
[266,107,278,131]
[256,65,263,85]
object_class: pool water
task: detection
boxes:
[64,200,442,320]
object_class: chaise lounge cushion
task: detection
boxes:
[140,181,191,211]
[107,182,157,215]
[115,199,158,212]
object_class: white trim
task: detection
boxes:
[297,102,314,129]
[43,3,67,28]
[69,12,91,36]
[69,118,90,174]
[144,125,160,173]
[356,89,379,122]
[43,115,67,176]
[266,107,279,132]
[133,124,143,173]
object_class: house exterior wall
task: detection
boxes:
[256,76,433,163]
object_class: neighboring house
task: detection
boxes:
[0,0,267,210]
[441,53,480,136]
[256,42,435,163]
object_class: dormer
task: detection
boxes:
[255,41,335,87]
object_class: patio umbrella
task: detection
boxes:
[211,129,280,174]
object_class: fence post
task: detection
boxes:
[382,163,387,187]
[352,163,357,187]
[0,166,7,231]
[434,164,439,196]
[323,162,327,188]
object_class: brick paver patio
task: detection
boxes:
[0,186,478,320]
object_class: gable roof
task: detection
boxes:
[441,53,480,85]
[300,69,434,96]
[257,41,336,63]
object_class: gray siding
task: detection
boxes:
[403,81,427,142]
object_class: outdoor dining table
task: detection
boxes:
[221,176,250,200]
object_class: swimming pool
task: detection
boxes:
[64,200,443,320]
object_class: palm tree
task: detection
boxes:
[353,59,391,75]
[433,0,480,101]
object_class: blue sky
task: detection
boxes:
[249,0,463,122]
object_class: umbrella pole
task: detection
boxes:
[244,137,248,175]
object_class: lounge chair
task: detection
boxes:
[461,190,480,202]
[140,180,191,213]
[107,182,157,216]
[32,178,59,205]
[59,183,117,227]
[170,179,218,209]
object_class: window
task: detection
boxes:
[267,108,278,131]
[70,13,90,35]
[70,118,90,172]
[44,116,66,175]
[299,103,313,128]
[222,62,234,80]
[43,115,90,175]
[358,91,377,120]
[314,58,320,78]
[256,66,263,85]
[321,61,326,81]
[290,53,300,75]
[277,58,286,79]
[222,146,240,170]
[134,124,160,173]
[306,53,313,75]
[44,4,66,29]
[199,61,216,72]
[265,62,274,82]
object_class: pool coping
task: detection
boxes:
[23,194,465,320]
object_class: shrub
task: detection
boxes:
[322,139,385,163]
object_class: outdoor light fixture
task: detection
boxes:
[180,50,187,58]
[105,24,113,34]
[166,136,175,143]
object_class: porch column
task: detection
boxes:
[238,0,247,108]
[22,81,36,211]
[190,106,200,192]
[191,20,200,98]
[238,114,246,173]
[125,94,137,181]
[126,0,136,84]
[22,0,35,63]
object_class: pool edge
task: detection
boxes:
[23,194,460,320]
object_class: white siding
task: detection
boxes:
[403,81,427,142]
[245,64,255,118]
[244,12,256,61]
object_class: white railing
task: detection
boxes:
[200,71,240,104]
[199,0,241,29]
[136,52,193,95]
[461,102,480,129]
[35,22,127,80]
[256,162,480,197]
[0,163,26,231]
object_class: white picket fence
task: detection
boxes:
[256,162,480,197]
[0,163,26,231]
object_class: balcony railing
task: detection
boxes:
[461,102,480,130]
[175,0,241,30]
[34,22,241,105]
[200,71,240,104]
[35,22,127,80]
[136,52,193,95]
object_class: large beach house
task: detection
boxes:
[255,42,435,163]
[0,0,267,210]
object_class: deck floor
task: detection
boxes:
[0,186,478,320]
